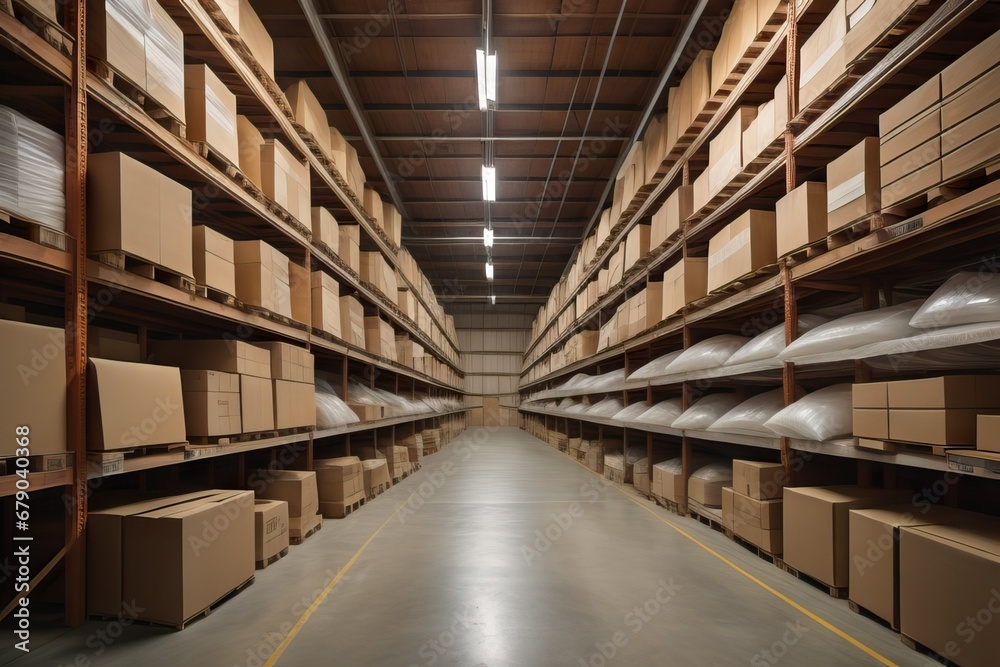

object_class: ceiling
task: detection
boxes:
[255,0,723,314]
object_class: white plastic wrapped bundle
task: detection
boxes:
[588,397,624,417]
[779,302,924,360]
[590,369,626,392]
[726,315,828,365]
[671,393,744,430]
[558,398,577,410]
[0,107,65,230]
[707,389,786,437]
[565,400,588,413]
[560,373,593,390]
[145,1,186,122]
[629,350,684,381]
[764,384,853,441]
[347,381,385,405]
[634,399,684,425]
[664,335,750,373]
[612,402,651,422]
[314,379,361,428]
[625,445,647,465]
[690,462,733,482]
[910,272,1000,328]
[653,458,683,475]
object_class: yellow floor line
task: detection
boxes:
[264,496,412,667]
[564,454,900,667]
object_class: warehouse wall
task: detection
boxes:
[456,311,532,428]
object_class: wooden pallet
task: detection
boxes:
[87,59,185,138]
[365,481,390,501]
[0,452,71,474]
[725,530,780,566]
[899,633,946,661]
[776,559,848,599]
[326,496,365,519]
[91,249,196,293]
[847,600,894,630]
[3,0,73,57]
[192,140,242,180]
[195,284,239,307]
[687,500,725,533]
[187,425,312,448]
[855,438,960,457]
[92,575,255,629]
[241,303,309,331]
[289,519,322,546]
[0,209,71,252]
[883,158,1000,218]
[651,494,685,516]
[255,547,289,571]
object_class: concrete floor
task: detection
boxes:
[6,427,933,667]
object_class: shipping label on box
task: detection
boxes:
[827,137,880,229]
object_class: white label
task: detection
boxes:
[828,172,867,211]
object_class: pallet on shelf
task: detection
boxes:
[0,209,71,252]
[2,0,72,57]
[289,518,322,545]
[240,303,309,332]
[194,284,239,307]
[87,58,185,138]
[855,438,960,458]
[90,249,196,294]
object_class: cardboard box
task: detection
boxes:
[192,226,236,296]
[256,470,319,521]
[661,257,708,317]
[234,239,291,316]
[240,374,275,433]
[364,316,396,360]
[273,380,316,429]
[320,490,366,519]
[236,115,263,189]
[827,137,880,230]
[799,0,847,107]
[889,409,999,446]
[255,341,314,384]
[709,106,758,194]
[311,207,339,251]
[776,182,827,256]
[721,488,736,531]
[887,375,1000,409]
[89,326,141,363]
[151,340,271,378]
[362,459,391,496]
[87,359,187,451]
[706,210,776,292]
[347,402,382,422]
[254,499,289,562]
[88,152,193,277]
[732,460,786,500]
[0,320,66,456]
[852,382,888,408]
[650,186,692,247]
[260,140,310,223]
[880,111,942,208]
[940,28,1000,98]
[845,0,921,64]
[849,505,974,628]
[88,0,146,91]
[689,475,729,507]
[733,489,783,531]
[181,369,241,437]
[879,75,942,137]
[288,261,310,325]
[643,114,668,178]
[782,486,913,588]
[624,223,651,271]
[339,224,361,272]
[145,1,186,125]
[237,0,274,79]
[311,271,342,338]
[184,65,239,166]
[315,456,364,502]
[652,463,685,504]
[340,296,366,347]
[900,521,1000,666]
[853,409,889,440]
[284,80,330,149]
[122,490,254,627]
[363,187,383,227]
[978,414,1000,452]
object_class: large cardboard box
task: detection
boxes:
[315,457,364,502]
[236,115,264,189]
[853,409,888,440]
[849,505,975,628]
[234,239,291,316]
[151,340,271,378]
[88,0,146,91]
[255,470,319,523]
[284,80,330,149]
[88,152,193,277]
[709,107,758,194]
[362,459,391,497]
[363,187,383,228]
[706,210,776,292]
[783,486,912,588]
[236,0,274,79]
[364,316,396,360]
[978,415,1000,453]
[180,369,241,437]
[776,182,827,257]
[192,226,236,296]
[87,359,187,451]
[887,375,1000,409]
[650,186,692,248]
[184,65,239,166]
[121,491,254,626]
[240,374,275,433]
[145,1,186,126]
[732,488,784,554]
[260,141,310,223]
[880,107,942,208]
[273,380,316,429]
[288,261,311,325]
[311,207,339,251]
[254,500,289,562]
[889,409,1000,446]
[827,138,880,230]
[845,0,921,64]
[339,224,361,272]
[652,463,685,504]
[662,257,708,317]
[799,0,847,107]
[255,341,314,383]
[900,521,1000,666]
[0,320,67,456]
[852,382,888,408]
[689,475,729,508]
[311,271,342,338]
[624,223,651,271]
[340,296,366,347]
[732,460,785,500]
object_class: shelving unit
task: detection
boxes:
[0,0,467,625]
[520,0,1000,514]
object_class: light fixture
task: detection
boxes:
[485,261,494,281]
[476,49,498,110]
[482,166,497,201]
[491,294,497,305]
[483,228,494,248]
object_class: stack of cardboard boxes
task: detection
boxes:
[361,251,399,300]
[206,0,275,78]
[722,460,786,554]
[650,186,693,250]
[329,126,367,197]
[257,342,316,430]
[311,271,342,338]
[260,140,311,223]
[254,499,289,565]
[315,457,365,518]
[364,316,397,361]
[827,138,881,231]
[192,226,237,296]
[184,64,239,166]
[257,470,321,543]
[706,210,776,292]
[180,370,242,438]
[665,51,714,158]
[662,257,708,320]
[340,295,366,348]
[362,459,391,499]
[711,0,783,97]
[233,240,292,318]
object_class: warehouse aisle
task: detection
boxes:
[12,428,927,667]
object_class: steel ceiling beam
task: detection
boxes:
[402,236,580,244]
[278,69,659,79]
[324,102,643,113]
[362,135,626,142]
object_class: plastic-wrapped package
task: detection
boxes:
[707,389,786,437]
[726,315,828,365]
[588,397,624,417]
[590,369,626,392]
[314,379,361,428]
[145,1,186,122]
[634,399,684,425]
[764,384,853,441]
[565,400,588,413]
[778,301,924,361]
[690,462,733,482]
[625,445,647,465]
[653,458,683,475]
[910,272,1000,328]
[558,398,577,410]
[612,402,651,422]
[664,335,750,373]
[671,393,744,430]
[561,373,593,390]
[629,350,684,381]
[0,107,65,231]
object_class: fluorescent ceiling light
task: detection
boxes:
[491,294,497,305]
[476,49,498,110]
[485,261,494,281]
[482,166,497,201]
[483,228,494,248]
